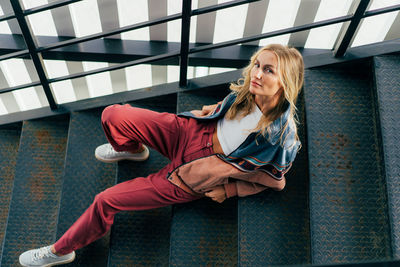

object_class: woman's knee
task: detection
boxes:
[93,191,118,216]
[101,104,125,126]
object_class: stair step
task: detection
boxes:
[238,92,310,266]
[169,88,238,266]
[304,60,391,264]
[108,94,177,266]
[55,109,116,267]
[1,116,69,267]
[0,123,21,258]
[373,54,400,258]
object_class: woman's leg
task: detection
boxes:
[101,104,184,160]
[53,163,201,255]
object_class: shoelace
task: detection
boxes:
[32,247,53,261]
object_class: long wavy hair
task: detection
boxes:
[226,44,304,146]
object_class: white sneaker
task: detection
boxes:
[19,246,75,267]
[95,143,150,163]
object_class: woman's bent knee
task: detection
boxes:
[101,104,124,125]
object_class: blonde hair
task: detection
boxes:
[226,44,304,146]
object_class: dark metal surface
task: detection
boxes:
[334,0,370,57]
[108,94,176,267]
[304,61,391,264]
[10,1,57,109]
[0,122,21,261]
[169,87,238,266]
[178,0,192,87]
[55,108,116,267]
[373,55,400,258]
[238,92,310,266]
[1,116,69,267]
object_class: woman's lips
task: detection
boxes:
[251,81,261,87]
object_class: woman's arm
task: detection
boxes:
[224,177,285,198]
[190,102,222,117]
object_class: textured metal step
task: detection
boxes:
[373,54,400,259]
[55,108,116,267]
[108,94,177,267]
[169,87,239,267]
[238,92,310,266]
[1,116,69,267]
[304,60,391,264]
[0,123,21,259]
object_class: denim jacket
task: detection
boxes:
[178,92,301,180]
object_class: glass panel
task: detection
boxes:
[305,0,353,49]
[82,61,113,97]
[69,0,102,37]
[117,0,149,41]
[352,11,400,47]
[213,0,248,43]
[259,0,301,46]
[0,5,12,34]
[125,64,152,90]
[43,59,76,104]
[167,0,181,42]
[367,0,400,11]
[0,95,8,115]
[25,0,58,37]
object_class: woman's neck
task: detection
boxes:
[254,93,281,114]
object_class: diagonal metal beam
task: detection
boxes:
[179,0,192,87]
[23,0,82,15]
[334,0,371,58]
[10,0,57,109]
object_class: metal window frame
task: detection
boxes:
[0,0,400,112]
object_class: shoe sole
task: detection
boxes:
[95,146,150,163]
[19,251,75,267]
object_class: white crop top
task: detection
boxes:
[217,104,263,155]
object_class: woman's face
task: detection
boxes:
[249,50,283,98]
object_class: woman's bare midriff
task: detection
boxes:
[212,127,225,155]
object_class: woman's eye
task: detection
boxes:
[264,68,273,73]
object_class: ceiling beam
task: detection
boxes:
[0,34,258,68]
[179,0,192,87]
[334,0,370,58]
[10,0,57,109]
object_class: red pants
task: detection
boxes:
[54,104,215,255]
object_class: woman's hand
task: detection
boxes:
[204,185,226,203]
[191,104,217,117]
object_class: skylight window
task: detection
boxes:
[70,0,114,98]
[0,5,12,34]
[23,0,58,37]
[352,0,400,47]
[0,59,41,111]
[126,64,152,91]
[167,0,181,42]
[305,0,353,49]
[0,98,7,115]
[260,0,301,46]
[213,0,248,43]
[82,61,113,97]
[117,0,149,41]
[43,60,76,104]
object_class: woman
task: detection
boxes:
[19,44,304,267]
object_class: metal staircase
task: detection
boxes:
[0,53,399,266]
